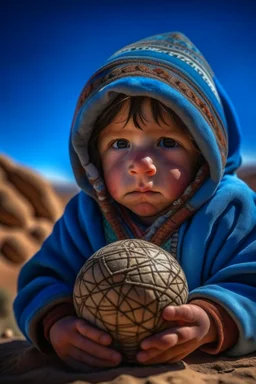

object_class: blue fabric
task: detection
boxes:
[14,177,256,356]
[14,32,256,356]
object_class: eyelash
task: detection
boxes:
[111,138,179,149]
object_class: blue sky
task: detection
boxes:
[1,0,256,183]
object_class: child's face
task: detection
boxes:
[98,98,201,224]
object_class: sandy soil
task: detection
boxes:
[0,337,255,384]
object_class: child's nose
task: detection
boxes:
[128,156,156,176]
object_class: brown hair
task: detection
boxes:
[88,93,199,171]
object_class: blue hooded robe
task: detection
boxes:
[14,32,256,357]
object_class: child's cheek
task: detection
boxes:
[105,169,121,199]
[106,183,120,200]
[103,152,129,200]
[168,168,194,196]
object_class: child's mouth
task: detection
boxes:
[134,187,155,193]
[127,190,160,198]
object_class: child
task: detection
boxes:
[14,32,256,371]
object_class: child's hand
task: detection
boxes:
[49,316,122,370]
[137,304,217,364]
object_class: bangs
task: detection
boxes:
[93,94,187,131]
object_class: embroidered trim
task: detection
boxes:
[111,46,219,101]
[112,39,214,77]
[72,61,227,167]
[103,216,180,259]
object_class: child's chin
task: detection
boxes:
[131,209,162,225]
[132,206,159,217]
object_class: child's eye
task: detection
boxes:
[158,138,179,148]
[112,139,130,149]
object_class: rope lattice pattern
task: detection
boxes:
[73,239,188,363]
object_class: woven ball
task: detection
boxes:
[73,239,188,363]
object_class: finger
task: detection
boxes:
[72,334,122,363]
[165,346,198,364]
[67,346,121,368]
[141,325,197,351]
[140,330,179,351]
[147,351,188,365]
[76,319,112,345]
[145,339,200,365]
[137,347,163,364]
[163,305,197,323]
[166,351,192,364]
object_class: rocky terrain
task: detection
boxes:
[0,154,75,338]
[0,155,65,264]
[0,154,255,384]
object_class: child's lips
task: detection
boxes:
[127,189,160,197]
[134,187,153,193]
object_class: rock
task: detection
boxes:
[0,288,20,338]
[0,289,11,318]
[0,229,39,264]
[0,155,77,342]
[0,155,64,222]
[0,183,33,228]
[28,218,53,243]
[0,154,66,264]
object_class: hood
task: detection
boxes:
[69,32,242,242]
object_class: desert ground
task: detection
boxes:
[0,154,255,384]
